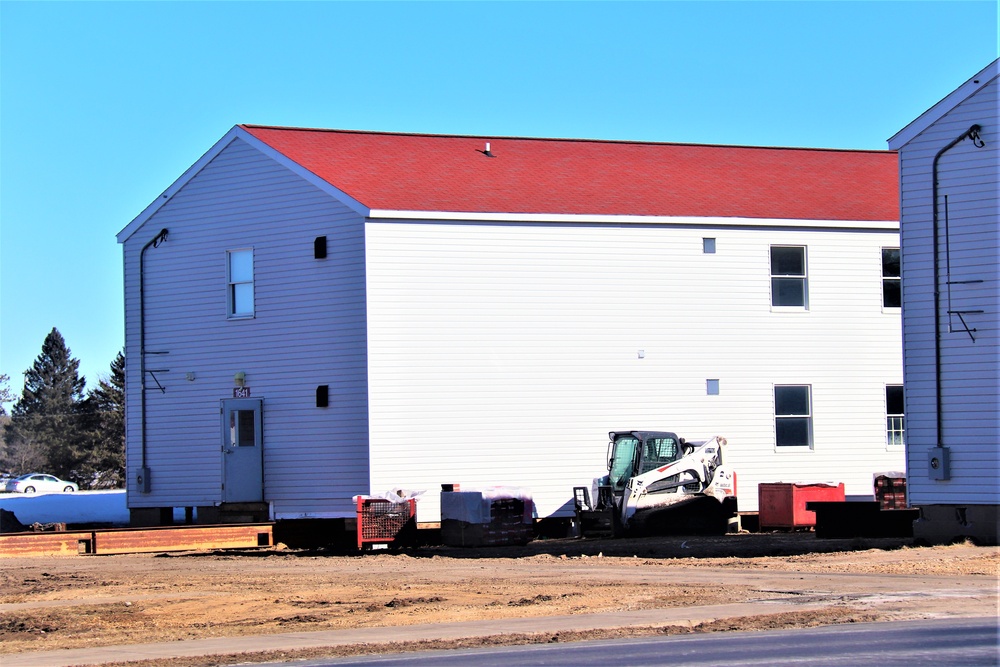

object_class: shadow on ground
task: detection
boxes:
[173,532,913,561]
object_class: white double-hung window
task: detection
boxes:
[774,385,812,447]
[882,248,901,309]
[227,249,254,318]
[886,385,905,446]
[770,246,808,308]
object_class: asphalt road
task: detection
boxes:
[288,617,999,667]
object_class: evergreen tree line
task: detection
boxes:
[0,328,125,489]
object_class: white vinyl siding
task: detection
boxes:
[366,221,903,518]
[892,72,999,506]
[121,138,370,516]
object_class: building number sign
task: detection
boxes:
[233,387,252,398]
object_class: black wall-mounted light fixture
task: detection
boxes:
[316,385,329,407]
[314,236,327,259]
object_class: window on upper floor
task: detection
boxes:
[882,248,901,309]
[227,249,254,318]
[771,246,808,308]
[886,385,905,446]
[775,384,812,447]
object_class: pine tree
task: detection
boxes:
[80,351,126,488]
[0,374,13,416]
[3,328,88,478]
[0,374,13,474]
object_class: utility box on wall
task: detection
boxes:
[758,482,845,530]
[928,446,950,480]
[136,467,151,494]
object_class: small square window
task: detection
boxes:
[771,246,808,308]
[775,385,812,447]
[703,238,716,254]
[706,379,720,395]
[882,248,901,308]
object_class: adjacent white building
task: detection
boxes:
[888,59,999,545]
[117,127,904,526]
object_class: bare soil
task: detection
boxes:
[1,533,996,667]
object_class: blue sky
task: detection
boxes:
[1,1,997,398]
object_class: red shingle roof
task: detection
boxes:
[241,125,899,221]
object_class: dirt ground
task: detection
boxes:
[1,533,997,667]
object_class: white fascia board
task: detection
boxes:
[888,59,999,150]
[367,209,899,231]
[117,126,371,244]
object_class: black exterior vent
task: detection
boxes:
[316,385,329,407]
[314,236,327,259]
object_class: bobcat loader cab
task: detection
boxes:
[582,431,737,536]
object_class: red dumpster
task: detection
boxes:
[758,482,845,530]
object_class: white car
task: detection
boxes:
[6,473,78,494]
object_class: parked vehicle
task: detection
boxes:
[5,473,79,494]
[576,431,737,536]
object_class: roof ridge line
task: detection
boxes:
[237,124,894,154]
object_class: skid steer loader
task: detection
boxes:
[575,431,737,537]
